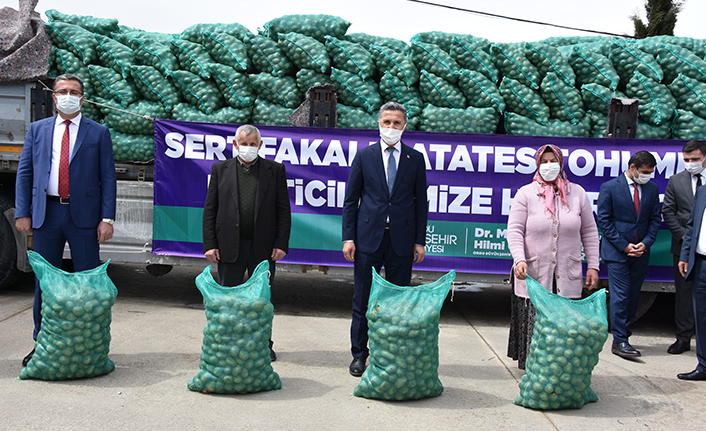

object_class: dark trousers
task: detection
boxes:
[606,257,650,343]
[351,230,413,359]
[690,256,706,371]
[673,254,695,342]
[216,239,276,287]
[32,200,100,340]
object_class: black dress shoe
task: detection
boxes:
[270,347,277,362]
[612,342,641,358]
[668,339,691,354]
[349,358,366,377]
[677,369,706,380]
[22,348,35,367]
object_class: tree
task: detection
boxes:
[631,0,684,38]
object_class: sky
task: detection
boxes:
[3,0,705,44]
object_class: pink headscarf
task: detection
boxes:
[532,144,570,216]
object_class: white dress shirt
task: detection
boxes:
[625,172,642,203]
[381,140,401,185]
[47,114,82,197]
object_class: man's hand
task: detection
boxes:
[623,243,644,257]
[343,242,356,262]
[514,261,528,280]
[585,268,599,290]
[97,222,113,244]
[205,248,220,264]
[413,244,425,263]
[15,217,31,234]
[271,248,286,261]
[679,261,688,278]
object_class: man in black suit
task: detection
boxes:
[342,102,428,377]
[663,140,706,354]
[202,124,291,360]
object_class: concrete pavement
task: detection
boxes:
[1,264,705,430]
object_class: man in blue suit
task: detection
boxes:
[342,102,428,377]
[677,183,706,380]
[597,150,661,359]
[15,74,117,366]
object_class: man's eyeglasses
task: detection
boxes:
[54,90,83,97]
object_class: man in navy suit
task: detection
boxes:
[597,151,661,359]
[15,74,117,366]
[677,181,706,380]
[342,102,428,377]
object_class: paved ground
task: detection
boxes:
[1,263,705,430]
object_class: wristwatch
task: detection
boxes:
[102,218,115,225]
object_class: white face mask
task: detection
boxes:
[380,127,404,146]
[538,162,561,182]
[55,94,82,115]
[685,161,705,176]
[632,169,652,185]
[238,145,259,163]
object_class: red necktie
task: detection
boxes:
[634,183,640,242]
[58,119,71,198]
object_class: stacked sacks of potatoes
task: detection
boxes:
[44,10,706,141]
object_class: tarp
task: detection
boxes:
[0,0,50,83]
[153,119,682,281]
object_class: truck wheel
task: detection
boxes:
[0,194,21,289]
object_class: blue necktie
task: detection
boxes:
[387,146,396,195]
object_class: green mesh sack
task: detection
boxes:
[80,99,102,122]
[296,69,333,94]
[45,21,98,65]
[625,71,676,126]
[188,261,281,394]
[419,70,466,109]
[170,70,224,114]
[451,38,499,84]
[103,100,164,135]
[249,73,302,109]
[379,72,423,118]
[411,41,461,84]
[500,77,550,126]
[263,14,351,43]
[51,48,90,82]
[171,103,252,124]
[581,83,626,114]
[337,104,379,129]
[88,65,140,108]
[243,33,295,77]
[20,251,117,381]
[252,98,294,126]
[579,40,613,57]
[331,68,382,113]
[420,105,498,134]
[540,72,585,124]
[169,38,216,79]
[95,35,134,79]
[609,39,663,86]
[457,69,505,113]
[345,33,409,54]
[504,113,589,137]
[115,30,173,47]
[45,9,119,36]
[180,22,253,44]
[130,65,181,112]
[278,32,331,73]
[110,129,155,162]
[201,31,250,72]
[636,35,695,55]
[370,45,419,87]
[587,110,608,138]
[656,43,706,85]
[130,38,180,77]
[515,276,608,410]
[491,43,540,90]
[525,42,576,86]
[672,109,706,140]
[669,74,706,119]
[325,36,375,80]
[636,121,671,139]
[210,64,256,109]
[568,46,619,91]
[540,36,605,47]
[354,270,455,401]
[411,32,489,54]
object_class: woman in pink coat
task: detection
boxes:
[506,144,600,370]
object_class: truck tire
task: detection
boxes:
[0,193,21,289]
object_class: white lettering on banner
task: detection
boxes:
[516,147,536,174]
[494,147,515,173]
[287,178,346,208]
[595,150,620,177]
[427,185,491,214]
[260,137,277,158]
[587,192,599,214]
[447,145,474,172]
[164,132,185,158]
[413,143,432,170]
[653,151,676,179]
[501,188,516,216]
[323,140,347,166]
[473,146,493,172]
[568,149,595,177]
[301,139,324,165]
[275,138,299,165]
[205,135,227,160]
[430,144,453,170]
[185,134,205,159]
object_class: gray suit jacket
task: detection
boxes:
[663,169,696,255]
